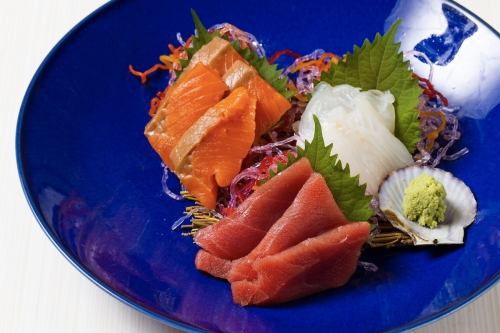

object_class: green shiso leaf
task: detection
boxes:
[232,43,293,99]
[267,116,373,221]
[321,20,423,153]
[176,9,221,75]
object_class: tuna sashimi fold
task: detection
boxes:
[194,158,313,260]
[194,158,370,305]
[232,222,370,305]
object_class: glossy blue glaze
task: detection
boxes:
[16,0,499,332]
[414,3,478,65]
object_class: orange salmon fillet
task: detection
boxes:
[223,60,291,138]
[171,87,256,209]
[144,63,228,168]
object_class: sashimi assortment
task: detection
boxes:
[132,9,477,306]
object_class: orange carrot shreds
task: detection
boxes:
[290,52,341,73]
[287,81,309,102]
[128,63,171,85]
[268,49,302,64]
[148,91,166,117]
[319,52,340,64]
[290,59,321,73]
[149,97,161,117]
[317,52,340,71]
[184,36,193,47]
[420,110,447,151]
[168,43,183,56]
[159,55,179,65]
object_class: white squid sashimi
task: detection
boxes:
[298,83,414,195]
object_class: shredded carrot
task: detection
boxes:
[168,43,182,56]
[287,81,309,102]
[318,52,339,64]
[148,91,166,117]
[149,97,161,117]
[291,59,320,73]
[317,52,339,72]
[291,52,340,73]
[268,49,301,64]
[184,36,193,47]
[159,55,179,65]
[420,110,447,151]
[128,63,171,85]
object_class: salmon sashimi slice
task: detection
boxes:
[185,37,246,76]
[170,87,256,209]
[223,60,291,138]
[228,172,350,283]
[144,63,228,168]
[194,158,313,260]
[195,250,232,280]
[231,222,371,306]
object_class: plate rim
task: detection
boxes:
[15,1,499,332]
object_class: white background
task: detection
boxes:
[0,1,498,332]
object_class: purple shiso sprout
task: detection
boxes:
[228,137,298,208]
[209,23,266,58]
[161,163,184,201]
[283,49,325,76]
[417,98,468,166]
[171,206,203,230]
[404,50,434,81]
[228,167,262,209]
[176,32,186,46]
[412,53,468,166]
[358,261,379,273]
[250,135,298,155]
[296,67,321,94]
[284,49,326,95]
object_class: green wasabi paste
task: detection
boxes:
[403,174,447,229]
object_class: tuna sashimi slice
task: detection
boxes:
[194,158,313,260]
[171,87,256,209]
[144,63,228,168]
[228,172,349,282]
[195,250,232,279]
[185,37,246,76]
[231,222,371,306]
[223,60,291,138]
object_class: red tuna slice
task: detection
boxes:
[228,172,349,283]
[195,250,232,279]
[194,158,313,260]
[231,222,371,306]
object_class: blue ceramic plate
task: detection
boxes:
[16,0,500,332]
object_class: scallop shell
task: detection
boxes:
[378,166,477,245]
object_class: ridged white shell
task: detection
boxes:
[378,166,477,245]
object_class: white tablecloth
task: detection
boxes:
[0,1,498,332]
